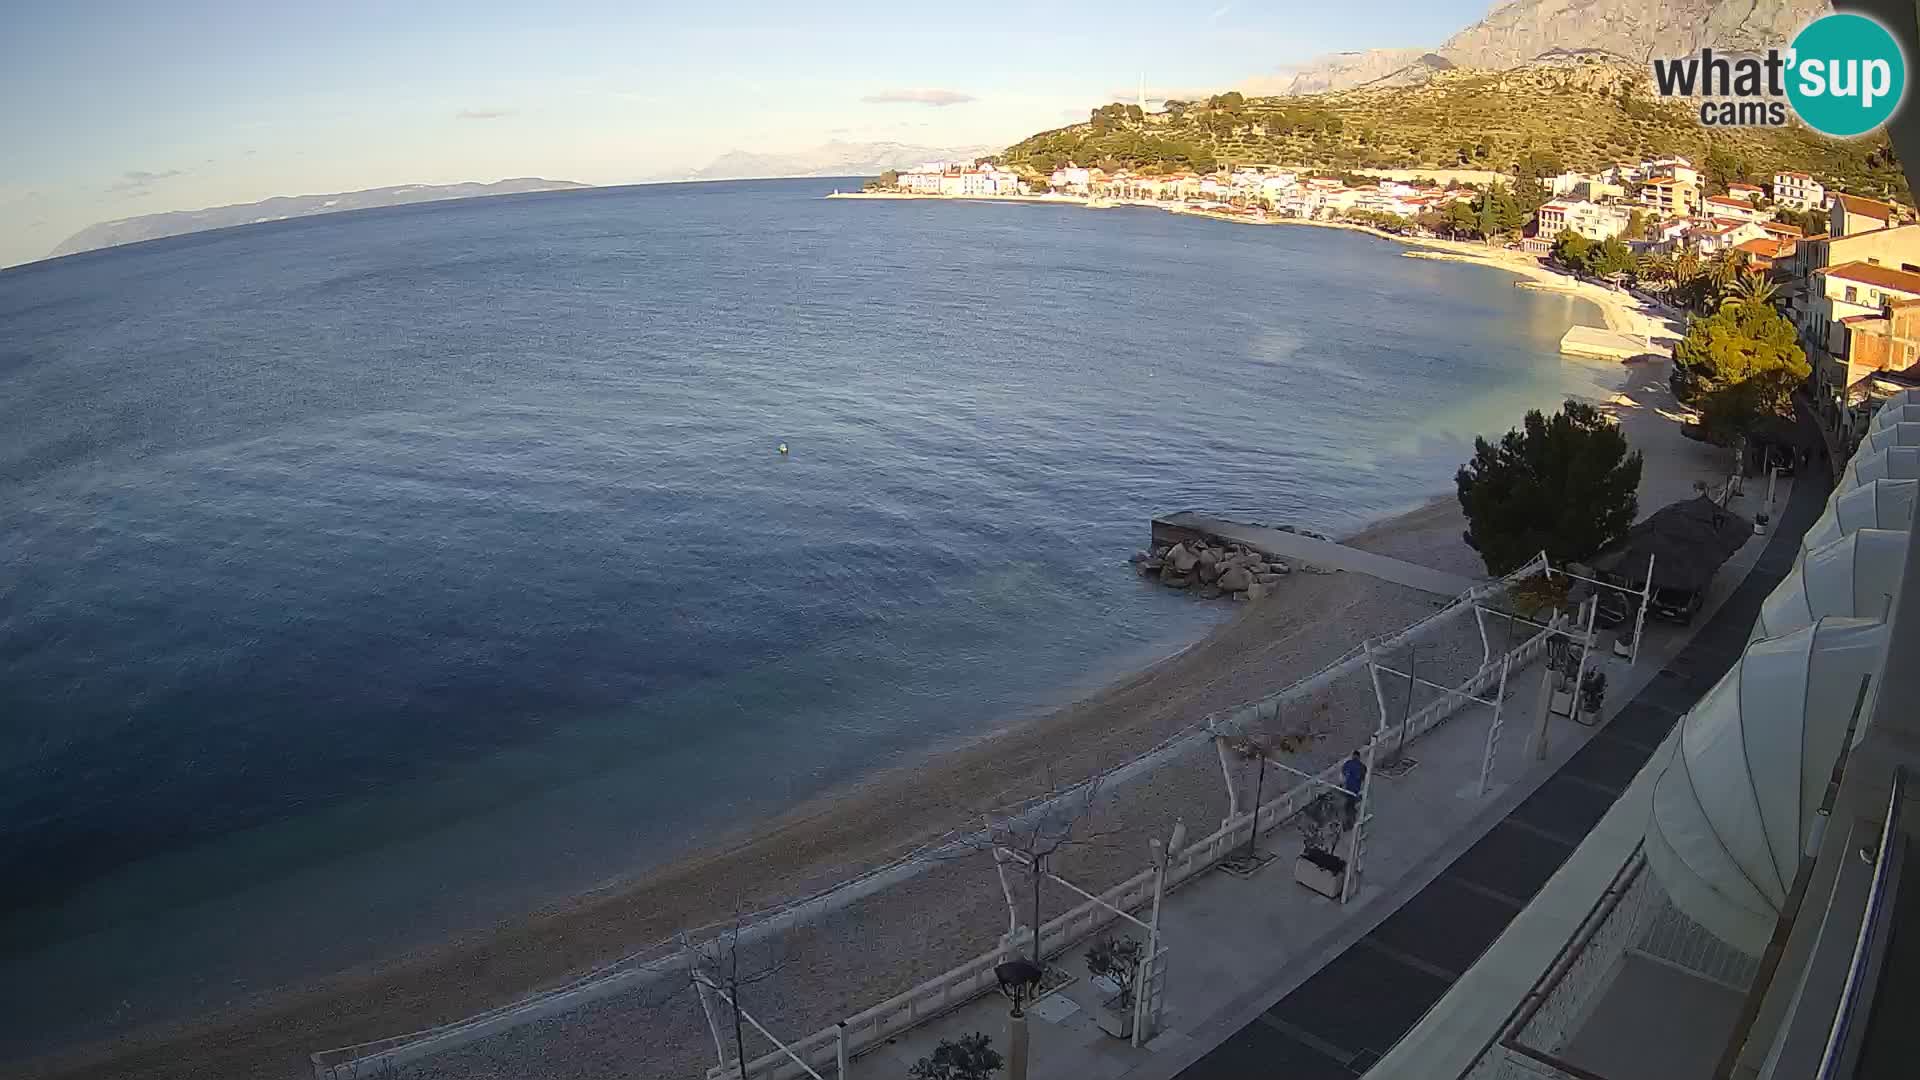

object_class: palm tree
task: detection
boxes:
[1724,273,1780,310]
[1639,251,1675,290]
[1670,250,1703,308]
[1707,249,1747,290]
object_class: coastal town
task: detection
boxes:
[857,154,1920,467]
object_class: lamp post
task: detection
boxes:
[995,959,1043,1080]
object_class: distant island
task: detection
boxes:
[49,178,592,259]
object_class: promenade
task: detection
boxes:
[858,472,1807,1080]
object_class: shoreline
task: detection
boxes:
[827,189,1670,341]
[25,203,1693,1080]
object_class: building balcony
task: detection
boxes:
[1483,850,1760,1080]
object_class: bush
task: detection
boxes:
[1084,936,1146,1008]
[909,1033,1003,1080]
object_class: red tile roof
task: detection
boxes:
[1833,192,1895,219]
[1824,260,1920,294]
[1735,238,1796,259]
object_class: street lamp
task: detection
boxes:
[995,959,1044,1080]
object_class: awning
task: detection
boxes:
[1645,617,1891,953]
[1597,496,1752,593]
[1753,529,1911,641]
[1839,446,1920,492]
[1859,421,1920,454]
[1869,403,1920,431]
[1801,479,1918,551]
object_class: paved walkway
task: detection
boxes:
[1154,512,1484,599]
[1169,461,1825,1080]
[850,476,1806,1080]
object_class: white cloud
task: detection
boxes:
[861,88,977,107]
[456,108,514,120]
[107,169,186,195]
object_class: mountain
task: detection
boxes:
[50,178,591,259]
[1238,49,1428,96]
[679,140,1000,181]
[1247,0,1830,95]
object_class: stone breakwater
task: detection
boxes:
[1130,535,1297,601]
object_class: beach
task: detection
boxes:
[18,206,1714,1080]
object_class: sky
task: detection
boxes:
[0,0,1492,267]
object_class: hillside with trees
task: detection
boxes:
[1002,62,1909,204]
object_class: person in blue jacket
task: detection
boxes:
[1340,750,1367,831]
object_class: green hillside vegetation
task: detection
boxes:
[1002,63,1909,203]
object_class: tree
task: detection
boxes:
[1551,229,1592,270]
[1727,273,1779,309]
[1704,146,1750,195]
[1670,297,1809,445]
[910,1033,1004,1080]
[1623,209,1649,241]
[1444,199,1482,239]
[1455,401,1645,575]
[1587,236,1637,280]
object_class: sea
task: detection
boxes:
[0,178,1612,1058]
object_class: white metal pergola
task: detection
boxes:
[690,964,830,1080]
[988,821,1183,1049]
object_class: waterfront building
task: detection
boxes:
[1536,199,1634,242]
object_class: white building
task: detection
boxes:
[1048,166,1093,193]
[1773,170,1826,211]
[1536,199,1634,242]
[1646,156,1700,185]
[1702,195,1767,223]
[1726,182,1764,204]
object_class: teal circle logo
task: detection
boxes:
[1787,13,1906,137]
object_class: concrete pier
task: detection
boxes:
[1151,511,1484,599]
[1560,325,1655,361]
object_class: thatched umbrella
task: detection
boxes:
[1598,496,1753,594]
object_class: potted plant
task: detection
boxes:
[1083,936,1145,1038]
[1293,793,1348,898]
[1580,670,1608,717]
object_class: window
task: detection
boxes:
[1845,286,1859,303]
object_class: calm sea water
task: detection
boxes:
[0,179,1609,1055]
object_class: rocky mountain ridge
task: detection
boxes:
[1252,0,1830,95]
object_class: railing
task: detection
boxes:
[713,620,1565,1080]
[317,559,1559,1080]
[1815,765,1907,1078]
[1464,846,1762,1080]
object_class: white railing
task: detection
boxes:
[711,621,1564,1080]
[317,559,1559,1080]
[1465,847,1760,1080]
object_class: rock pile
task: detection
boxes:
[1131,539,1290,601]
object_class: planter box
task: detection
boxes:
[1089,977,1135,1038]
[1295,848,1345,899]
[1550,689,1575,717]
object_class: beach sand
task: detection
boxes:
[20,233,1716,1080]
